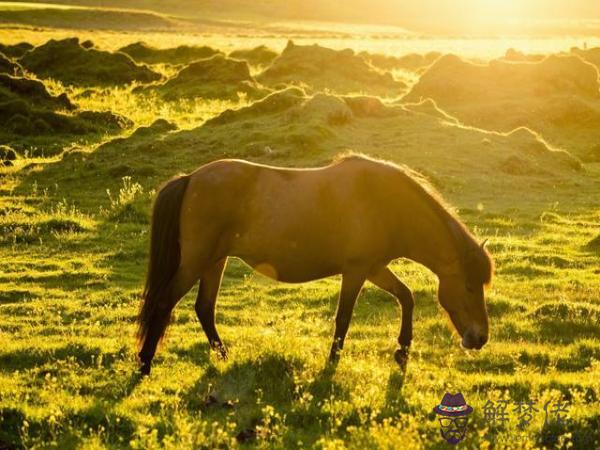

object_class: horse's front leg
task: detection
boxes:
[368,266,414,370]
[328,272,366,363]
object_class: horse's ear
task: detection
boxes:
[480,239,489,250]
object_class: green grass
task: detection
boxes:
[0,28,599,450]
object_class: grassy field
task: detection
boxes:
[1,10,600,450]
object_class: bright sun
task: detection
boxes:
[464,0,530,21]
[440,0,535,33]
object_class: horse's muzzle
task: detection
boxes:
[461,328,488,350]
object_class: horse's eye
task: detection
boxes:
[465,283,475,294]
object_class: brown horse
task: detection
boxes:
[137,154,493,375]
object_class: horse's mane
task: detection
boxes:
[334,152,494,285]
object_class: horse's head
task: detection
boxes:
[437,240,493,350]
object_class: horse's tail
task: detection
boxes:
[137,174,190,346]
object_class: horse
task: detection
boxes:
[137,154,493,375]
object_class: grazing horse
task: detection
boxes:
[137,154,493,375]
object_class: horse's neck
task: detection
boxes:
[403,209,464,278]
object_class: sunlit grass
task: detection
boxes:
[2,27,600,60]
[0,24,599,449]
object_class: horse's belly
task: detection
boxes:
[247,259,339,283]
[231,240,341,283]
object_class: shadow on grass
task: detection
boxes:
[0,343,128,372]
[179,353,352,446]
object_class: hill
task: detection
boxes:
[403,53,600,161]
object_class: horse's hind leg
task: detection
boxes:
[368,266,414,369]
[195,257,228,359]
[139,267,199,375]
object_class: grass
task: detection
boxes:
[0,22,599,450]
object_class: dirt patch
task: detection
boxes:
[139,54,269,100]
[360,51,441,72]
[20,38,161,86]
[118,41,222,65]
[257,41,406,96]
[229,45,278,67]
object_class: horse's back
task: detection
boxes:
[180,157,405,281]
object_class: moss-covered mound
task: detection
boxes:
[0,73,131,155]
[31,81,583,208]
[501,48,545,62]
[570,46,600,71]
[0,74,73,111]
[360,51,441,72]
[0,42,33,58]
[404,54,600,161]
[406,54,600,104]
[118,42,222,65]
[20,38,161,86]
[140,54,269,100]
[0,52,23,76]
[207,88,402,127]
[206,87,306,125]
[229,45,278,67]
[201,89,579,174]
[257,41,406,96]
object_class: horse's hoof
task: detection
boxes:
[394,347,409,369]
[140,362,151,376]
[213,343,228,360]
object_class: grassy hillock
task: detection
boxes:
[0,73,131,156]
[359,51,441,72]
[137,54,270,100]
[29,87,582,212]
[20,38,161,86]
[0,41,33,59]
[229,45,279,67]
[571,46,600,70]
[404,53,600,161]
[118,41,223,65]
[258,41,406,97]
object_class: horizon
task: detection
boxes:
[2,0,600,36]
